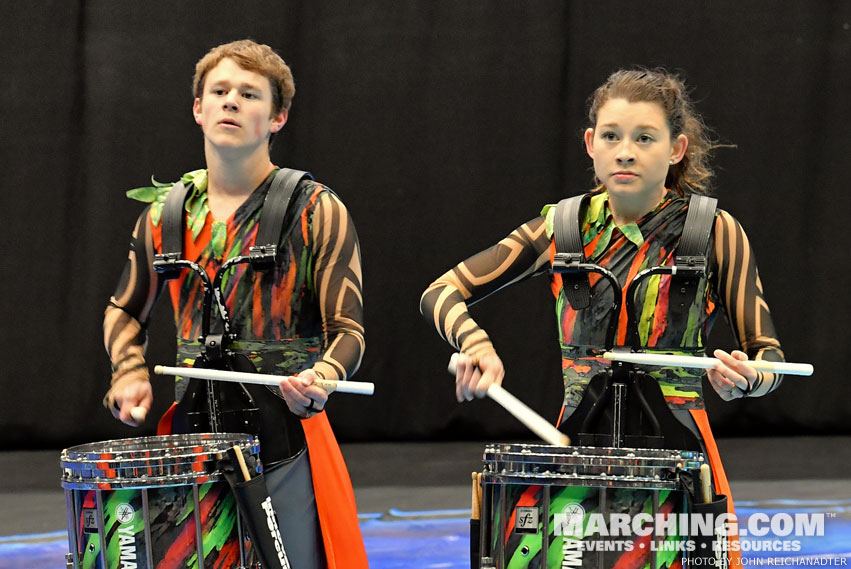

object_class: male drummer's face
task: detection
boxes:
[192,58,287,151]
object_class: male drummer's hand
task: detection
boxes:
[105,370,153,426]
[456,351,504,402]
[279,369,328,418]
[707,349,756,401]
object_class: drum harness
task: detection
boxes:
[549,194,731,568]
[155,167,313,463]
[551,192,717,452]
[151,168,316,569]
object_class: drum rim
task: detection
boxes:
[61,432,257,458]
[483,441,701,458]
[59,432,261,488]
[481,442,704,489]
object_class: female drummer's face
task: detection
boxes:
[584,98,687,201]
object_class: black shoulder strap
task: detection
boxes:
[669,194,718,309]
[676,194,718,267]
[552,195,592,309]
[249,168,314,271]
[153,181,192,280]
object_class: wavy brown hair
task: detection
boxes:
[588,68,719,196]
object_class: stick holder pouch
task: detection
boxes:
[224,470,291,569]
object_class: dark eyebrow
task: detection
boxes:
[597,123,663,131]
[208,80,263,91]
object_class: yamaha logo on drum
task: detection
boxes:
[554,503,585,538]
[115,503,135,524]
[113,502,140,568]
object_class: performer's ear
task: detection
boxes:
[192,98,203,126]
[270,109,288,133]
[583,128,595,158]
[670,134,688,164]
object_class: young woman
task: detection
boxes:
[420,68,785,566]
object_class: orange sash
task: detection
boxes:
[303,411,370,569]
[689,408,743,567]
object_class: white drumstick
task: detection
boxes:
[448,354,570,447]
[153,365,375,395]
[602,351,814,376]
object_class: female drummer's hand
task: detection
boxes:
[279,369,329,418]
[105,370,153,427]
[456,351,505,402]
[707,349,756,401]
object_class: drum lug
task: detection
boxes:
[65,552,74,569]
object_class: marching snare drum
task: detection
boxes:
[478,443,704,569]
[61,433,261,569]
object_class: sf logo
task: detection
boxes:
[83,510,97,530]
[515,507,539,533]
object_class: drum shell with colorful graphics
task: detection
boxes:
[60,433,260,569]
[479,443,704,569]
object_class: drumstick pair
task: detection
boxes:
[471,472,482,520]
[447,350,814,448]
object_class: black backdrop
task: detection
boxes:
[1,1,849,450]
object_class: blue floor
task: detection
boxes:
[2,501,849,569]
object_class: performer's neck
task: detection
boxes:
[204,142,275,199]
[608,186,666,226]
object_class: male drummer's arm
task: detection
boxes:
[278,190,365,417]
[707,210,785,401]
[103,208,162,425]
[419,216,552,401]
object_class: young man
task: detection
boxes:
[103,40,367,569]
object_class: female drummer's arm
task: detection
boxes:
[419,216,552,401]
[279,190,365,417]
[103,208,163,424]
[708,210,785,400]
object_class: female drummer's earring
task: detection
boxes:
[669,160,674,165]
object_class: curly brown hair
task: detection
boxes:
[193,39,295,116]
[588,68,719,196]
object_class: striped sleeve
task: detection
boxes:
[419,217,551,359]
[104,208,164,384]
[712,210,785,396]
[309,191,365,381]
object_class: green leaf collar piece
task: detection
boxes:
[126,170,218,249]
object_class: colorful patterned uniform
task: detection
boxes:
[106,169,363,394]
[420,190,782,404]
[105,168,366,569]
[420,190,785,567]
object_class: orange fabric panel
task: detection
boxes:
[157,401,177,435]
[689,408,743,567]
[302,411,370,569]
